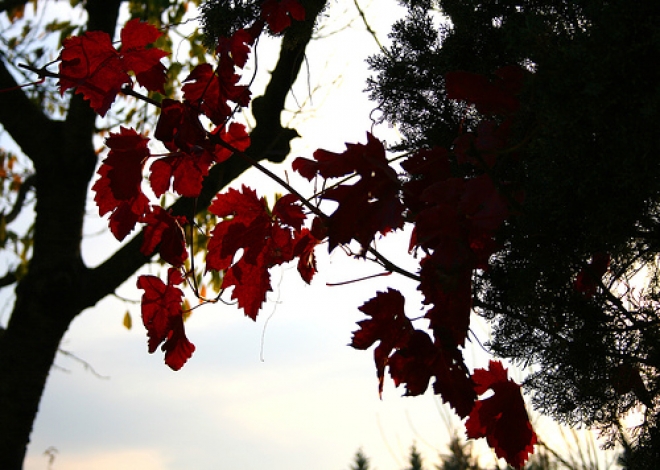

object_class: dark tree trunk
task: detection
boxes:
[0,0,327,467]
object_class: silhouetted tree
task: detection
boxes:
[406,443,425,470]
[350,448,371,470]
[437,432,481,470]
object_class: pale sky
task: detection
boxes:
[1,1,619,469]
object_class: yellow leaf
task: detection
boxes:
[123,311,132,330]
[7,5,25,22]
[182,299,192,322]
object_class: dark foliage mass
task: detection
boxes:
[200,0,261,45]
[369,0,660,462]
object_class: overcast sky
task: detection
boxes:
[1,1,618,469]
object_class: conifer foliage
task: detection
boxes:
[368,0,660,464]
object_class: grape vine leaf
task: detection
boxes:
[150,102,252,198]
[182,62,250,125]
[445,67,523,115]
[418,257,473,348]
[213,122,251,163]
[261,0,306,34]
[216,28,259,69]
[388,328,477,417]
[465,360,537,468]
[350,289,413,396]
[206,187,309,319]
[59,19,168,116]
[92,127,151,240]
[293,228,320,284]
[154,99,207,153]
[387,329,437,396]
[137,268,195,370]
[293,133,404,251]
[140,206,188,267]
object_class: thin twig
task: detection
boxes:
[2,173,35,223]
[56,349,110,379]
[352,0,392,59]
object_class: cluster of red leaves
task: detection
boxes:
[301,67,536,467]
[72,2,312,371]
[206,187,318,319]
[61,5,304,369]
[137,268,194,370]
[60,5,538,467]
[466,361,537,468]
[59,19,168,116]
[293,133,404,251]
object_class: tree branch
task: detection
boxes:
[2,173,35,224]
[79,1,330,310]
[0,59,59,166]
[0,271,17,289]
[249,0,328,163]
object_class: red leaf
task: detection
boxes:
[412,175,508,268]
[213,122,251,163]
[154,99,207,153]
[92,127,151,240]
[388,330,437,396]
[460,175,510,239]
[221,250,273,320]
[401,147,452,216]
[261,0,306,34]
[160,313,196,371]
[293,228,319,284]
[118,19,168,92]
[351,290,476,414]
[430,344,477,418]
[206,186,303,319]
[137,268,195,370]
[350,289,413,396]
[140,206,188,267]
[59,19,167,116]
[292,134,387,180]
[149,149,215,198]
[445,69,520,115]
[59,30,125,116]
[453,119,514,169]
[216,28,257,69]
[98,127,149,201]
[182,63,250,125]
[272,194,306,231]
[206,186,272,271]
[150,99,218,198]
[388,330,476,417]
[147,108,253,230]
[466,361,537,468]
[419,257,473,347]
[294,134,404,251]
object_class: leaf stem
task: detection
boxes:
[366,246,420,281]
[214,135,328,220]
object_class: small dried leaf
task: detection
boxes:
[123,311,132,330]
